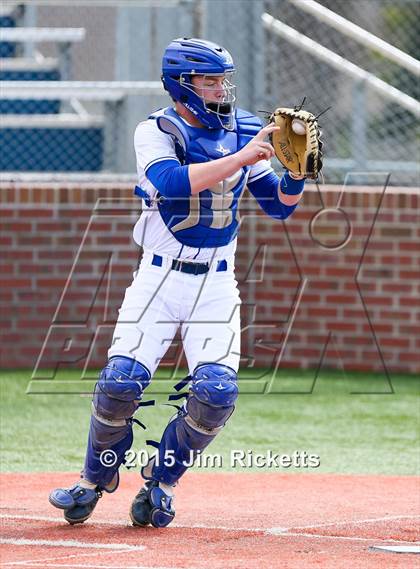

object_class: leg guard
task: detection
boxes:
[83,355,151,490]
[144,364,238,487]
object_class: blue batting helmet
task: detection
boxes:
[161,37,236,130]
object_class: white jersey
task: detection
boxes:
[132,111,274,263]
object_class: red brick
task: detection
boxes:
[399,325,420,335]
[291,348,320,358]
[380,227,412,237]
[310,281,339,290]
[38,251,74,260]
[382,283,413,293]
[398,213,417,223]
[399,241,419,251]
[59,209,92,218]
[344,336,372,345]
[18,320,53,329]
[20,209,53,217]
[272,279,301,288]
[399,353,420,363]
[343,309,368,319]
[326,295,356,304]
[302,266,322,276]
[17,236,52,246]
[0,222,32,232]
[36,222,72,232]
[361,323,393,333]
[328,322,357,331]
[366,242,395,251]
[36,279,67,287]
[293,320,324,330]
[18,264,52,274]
[346,282,376,291]
[0,278,31,287]
[307,307,338,318]
[1,250,33,260]
[400,270,420,279]
[301,294,321,303]
[380,310,411,320]
[0,291,14,301]
[362,296,394,305]
[324,267,355,278]
[96,236,133,246]
[399,297,420,307]
[380,338,410,348]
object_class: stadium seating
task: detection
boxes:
[0,6,103,172]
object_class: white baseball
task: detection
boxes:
[292,119,306,135]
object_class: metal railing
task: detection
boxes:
[0,27,86,80]
[0,81,165,173]
[288,0,420,76]
[262,11,420,179]
[0,80,163,100]
[262,13,419,118]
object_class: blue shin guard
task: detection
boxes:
[83,356,151,490]
[143,364,238,487]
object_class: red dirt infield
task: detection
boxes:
[0,472,419,569]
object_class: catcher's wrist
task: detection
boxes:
[288,171,306,181]
[280,171,305,196]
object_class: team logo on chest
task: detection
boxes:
[215,143,231,156]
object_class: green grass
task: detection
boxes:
[1,369,419,475]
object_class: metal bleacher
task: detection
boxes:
[0,5,98,172]
[0,5,164,174]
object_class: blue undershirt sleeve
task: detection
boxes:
[145,158,191,198]
[247,170,304,220]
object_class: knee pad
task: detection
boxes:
[186,363,238,433]
[93,356,151,422]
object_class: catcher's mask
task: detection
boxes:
[162,37,236,130]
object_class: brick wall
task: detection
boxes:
[0,182,418,374]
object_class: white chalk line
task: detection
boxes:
[0,538,145,551]
[0,513,263,532]
[0,545,195,569]
[0,548,128,567]
[0,561,184,569]
[2,512,420,534]
[1,512,419,549]
[266,530,420,545]
[282,513,420,531]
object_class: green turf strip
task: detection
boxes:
[1,370,419,475]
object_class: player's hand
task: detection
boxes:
[236,124,280,167]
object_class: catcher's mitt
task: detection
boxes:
[269,106,323,179]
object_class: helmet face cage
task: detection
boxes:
[179,72,236,130]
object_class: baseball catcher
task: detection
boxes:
[49,37,325,529]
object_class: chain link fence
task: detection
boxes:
[264,0,419,185]
[0,0,419,184]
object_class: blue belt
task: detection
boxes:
[152,254,227,275]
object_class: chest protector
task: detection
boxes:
[146,107,263,249]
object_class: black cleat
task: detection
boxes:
[130,480,175,528]
[49,483,102,525]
